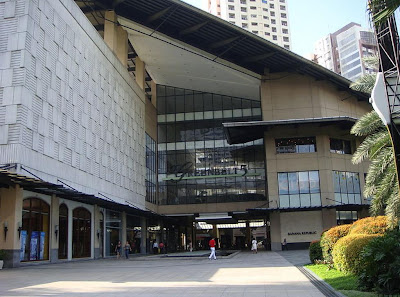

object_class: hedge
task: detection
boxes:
[309,240,323,263]
[332,234,380,274]
[348,216,388,235]
[320,224,352,261]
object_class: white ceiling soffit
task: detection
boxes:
[118,17,261,100]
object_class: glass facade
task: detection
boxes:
[157,85,266,205]
[333,171,361,204]
[330,138,352,154]
[146,133,157,204]
[105,210,121,256]
[275,137,316,153]
[278,171,321,208]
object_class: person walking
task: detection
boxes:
[124,241,132,259]
[251,238,258,254]
[282,238,288,251]
[115,240,122,259]
[153,240,159,254]
[208,237,216,260]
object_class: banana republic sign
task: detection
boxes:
[288,231,317,236]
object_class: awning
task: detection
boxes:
[223,116,358,144]
[0,166,157,218]
[247,203,369,214]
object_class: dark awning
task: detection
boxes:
[223,116,358,144]
[247,203,369,214]
[0,166,157,217]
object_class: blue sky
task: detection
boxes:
[182,0,371,57]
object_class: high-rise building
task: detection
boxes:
[208,0,291,49]
[313,23,378,81]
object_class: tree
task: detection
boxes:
[350,56,400,226]
[369,0,400,25]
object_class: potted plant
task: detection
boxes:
[0,249,6,269]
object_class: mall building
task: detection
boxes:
[0,0,371,268]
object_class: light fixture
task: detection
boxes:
[4,221,8,240]
[17,222,22,239]
[54,225,59,239]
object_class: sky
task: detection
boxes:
[182,0,371,57]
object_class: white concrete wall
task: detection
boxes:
[0,0,146,208]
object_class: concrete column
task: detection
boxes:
[135,57,146,90]
[0,185,23,268]
[104,10,128,67]
[245,221,251,249]
[121,211,127,246]
[93,205,100,259]
[140,217,147,254]
[270,212,282,251]
[321,208,336,230]
[67,206,73,260]
[50,195,59,263]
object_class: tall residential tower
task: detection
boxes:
[313,23,378,81]
[208,0,291,49]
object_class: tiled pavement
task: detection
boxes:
[0,251,325,297]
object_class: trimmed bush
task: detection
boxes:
[309,240,323,263]
[332,234,380,274]
[348,216,388,235]
[358,229,400,294]
[320,224,352,261]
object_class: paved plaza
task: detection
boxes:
[0,251,325,297]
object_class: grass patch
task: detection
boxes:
[305,264,379,297]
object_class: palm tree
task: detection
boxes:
[350,56,400,225]
[369,0,400,25]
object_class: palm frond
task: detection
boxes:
[369,0,400,25]
[350,73,377,94]
[350,111,385,137]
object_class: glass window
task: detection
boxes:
[330,139,352,154]
[72,207,91,258]
[58,204,68,260]
[278,171,321,207]
[146,133,157,204]
[21,198,50,262]
[275,137,316,154]
[332,171,362,204]
[336,210,358,225]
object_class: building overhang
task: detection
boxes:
[0,165,158,218]
[247,203,369,214]
[77,0,369,101]
[223,116,359,144]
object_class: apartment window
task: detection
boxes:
[330,138,352,154]
[272,27,276,32]
[271,19,276,24]
[229,13,235,18]
[275,137,316,154]
[263,8,268,11]
[242,23,248,28]
[241,15,248,20]
[280,0,285,2]
[240,0,246,3]
[283,36,289,42]
[282,20,287,26]
[281,13,287,18]
[250,6,256,9]
[251,14,257,18]
[263,16,269,19]
[336,211,358,225]
[251,22,258,26]
[332,171,361,204]
[241,7,247,12]
[270,4,274,8]
[228,5,235,10]
[217,12,221,15]
[230,21,236,25]
[284,44,290,49]
[265,32,270,36]
[270,11,275,16]
[228,0,234,2]
[273,35,277,40]
[264,24,269,27]
[282,28,288,34]
[252,31,259,34]
[280,5,286,10]
[278,171,321,208]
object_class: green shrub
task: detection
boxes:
[320,224,352,261]
[309,240,323,263]
[0,250,6,260]
[348,216,388,235]
[358,229,400,294]
[332,234,380,274]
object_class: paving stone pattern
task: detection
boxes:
[0,251,326,297]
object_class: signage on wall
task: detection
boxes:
[20,230,27,261]
[287,231,317,236]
